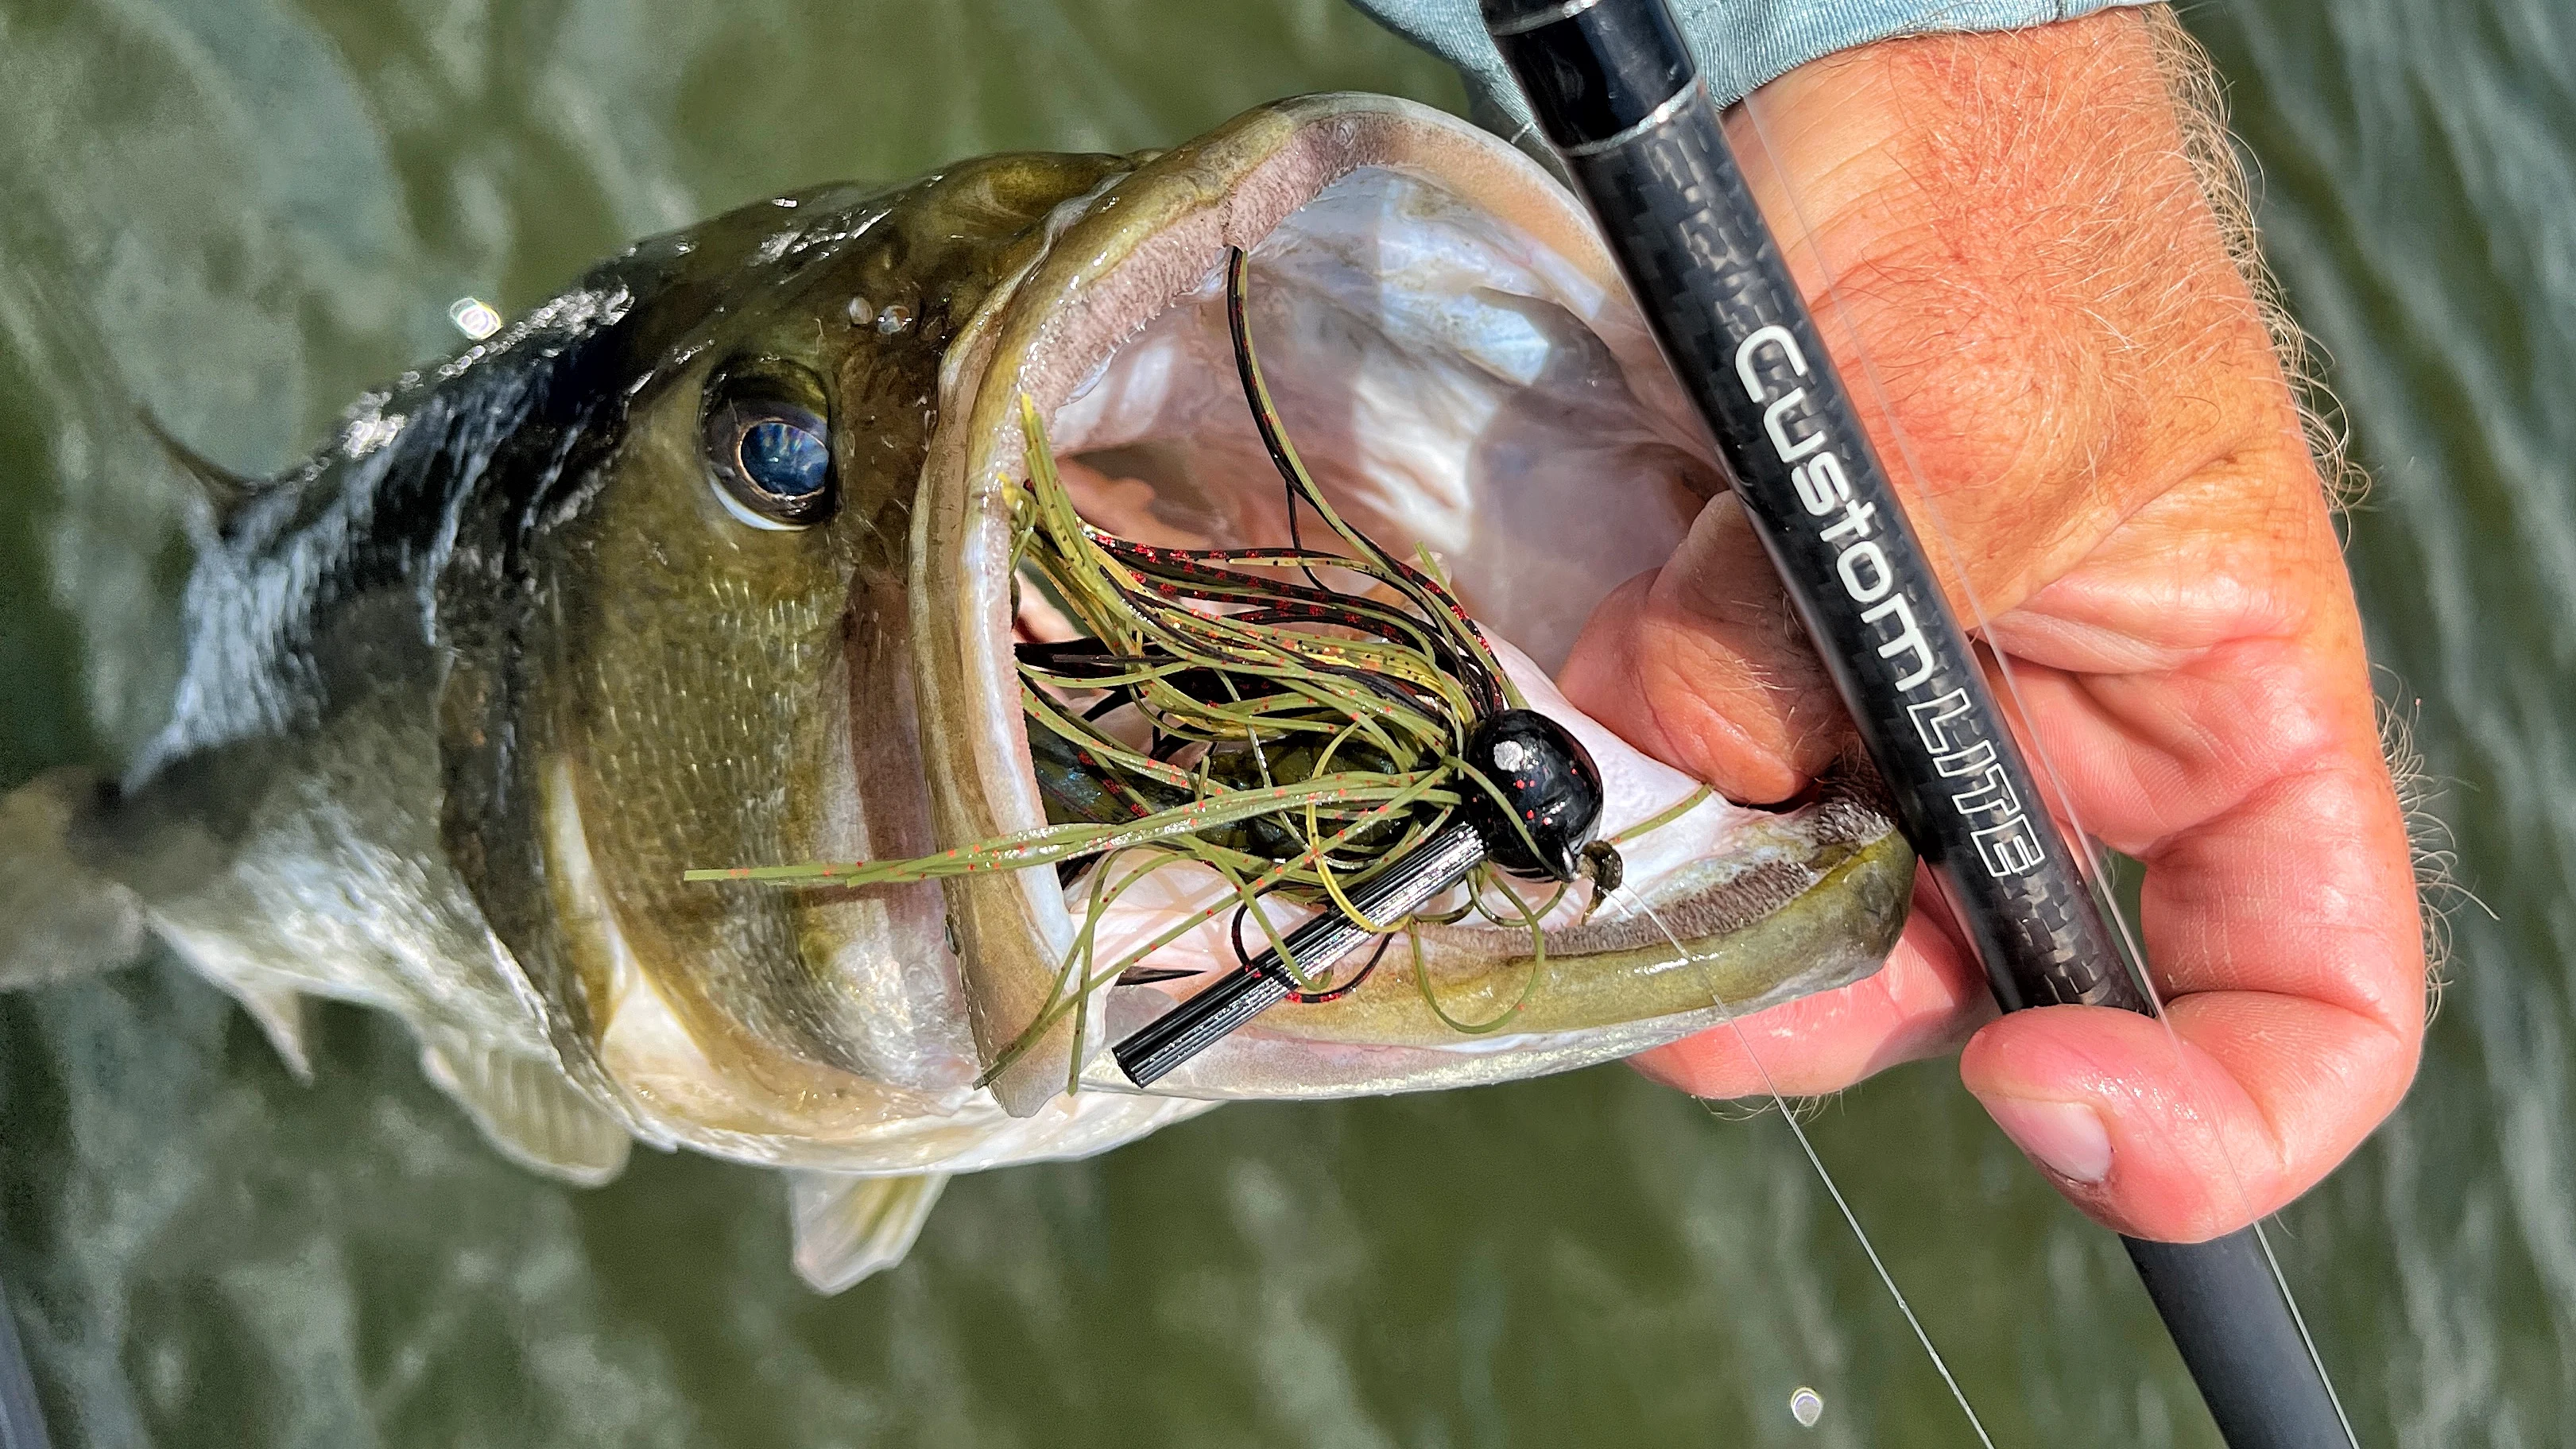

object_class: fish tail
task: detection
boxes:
[0,766,149,988]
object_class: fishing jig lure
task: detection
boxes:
[695,247,1625,1091]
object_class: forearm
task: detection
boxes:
[1351,0,2163,128]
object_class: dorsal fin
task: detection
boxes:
[139,410,264,530]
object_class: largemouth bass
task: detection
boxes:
[0,95,1909,1292]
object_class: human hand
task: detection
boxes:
[1559,6,2425,1241]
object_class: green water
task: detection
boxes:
[0,0,2558,1443]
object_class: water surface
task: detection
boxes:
[0,0,2562,1443]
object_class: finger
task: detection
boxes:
[1558,501,1844,803]
[1962,595,2423,1238]
[1632,870,1994,1098]
[1966,986,2419,1242]
[1961,748,2423,1239]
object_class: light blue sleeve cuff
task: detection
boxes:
[1353,0,2157,134]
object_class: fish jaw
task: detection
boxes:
[1082,810,1908,1099]
[1083,657,1912,1098]
[926,94,1916,1112]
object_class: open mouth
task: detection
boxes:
[929,95,1910,1109]
[1044,175,1714,676]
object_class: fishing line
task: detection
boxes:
[2255,1218,2361,1443]
[1628,892,1998,1447]
[1722,48,2361,1444]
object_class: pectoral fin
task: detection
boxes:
[223,976,313,1081]
[787,1170,950,1293]
[420,1032,631,1186]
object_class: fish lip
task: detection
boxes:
[1077,796,1914,1099]
[917,95,1911,1109]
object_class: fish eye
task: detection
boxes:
[702,359,837,530]
[738,418,830,499]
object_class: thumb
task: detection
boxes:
[1558,492,1850,803]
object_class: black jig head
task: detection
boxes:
[1461,709,1607,883]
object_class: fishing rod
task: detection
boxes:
[1476,0,2354,1442]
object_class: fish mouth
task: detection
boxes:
[920,95,1912,1110]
